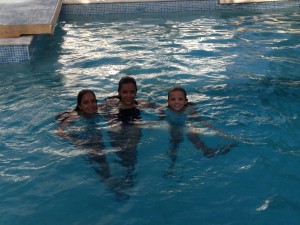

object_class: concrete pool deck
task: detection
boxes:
[0,0,62,38]
[0,0,299,63]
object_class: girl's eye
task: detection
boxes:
[82,99,97,105]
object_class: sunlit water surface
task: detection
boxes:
[1,9,300,225]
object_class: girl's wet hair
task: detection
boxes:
[167,86,188,101]
[75,89,96,111]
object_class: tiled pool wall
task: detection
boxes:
[60,0,300,15]
[0,45,30,64]
[0,35,39,64]
[1,0,300,63]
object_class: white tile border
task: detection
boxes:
[62,0,173,4]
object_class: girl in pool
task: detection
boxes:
[56,89,131,200]
[103,76,153,123]
[161,86,196,124]
[56,89,108,145]
[102,76,152,189]
[56,89,108,155]
[56,89,99,123]
[161,86,236,175]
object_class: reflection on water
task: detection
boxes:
[106,123,142,199]
[55,105,144,200]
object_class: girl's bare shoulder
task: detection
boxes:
[105,98,120,106]
[136,98,157,109]
[56,110,80,123]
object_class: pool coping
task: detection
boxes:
[0,36,33,46]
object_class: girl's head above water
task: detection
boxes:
[75,89,98,114]
[118,76,137,92]
[167,86,188,112]
[117,76,138,106]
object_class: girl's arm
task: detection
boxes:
[136,98,160,110]
[56,111,80,141]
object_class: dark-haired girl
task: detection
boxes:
[103,76,151,188]
[56,89,99,125]
[103,76,153,123]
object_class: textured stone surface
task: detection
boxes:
[0,0,62,37]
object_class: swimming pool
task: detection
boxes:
[1,8,300,225]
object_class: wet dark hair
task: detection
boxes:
[118,76,138,93]
[167,86,188,101]
[75,89,96,112]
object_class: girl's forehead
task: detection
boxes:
[120,82,136,90]
[82,92,95,99]
[169,90,185,97]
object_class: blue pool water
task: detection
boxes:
[1,8,300,225]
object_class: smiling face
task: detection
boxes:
[78,92,98,114]
[118,82,137,107]
[168,90,188,112]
